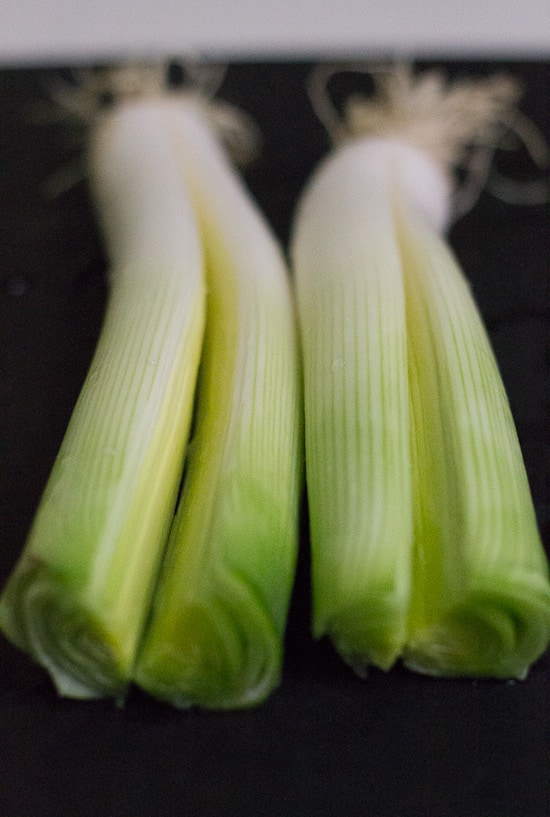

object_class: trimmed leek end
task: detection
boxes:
[136,442,300,709]
[134,538,285,710]
[321,593,410,675]
[401,208,550,679]
[0,559,128,699]
[133,100,302,709]
[405,574,550,680]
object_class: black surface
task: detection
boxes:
[0,62,549,817]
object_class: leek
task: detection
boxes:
[401,208,550,678]
[133,98,302,707]
[0,81,206,699]
[292,64,550,678]
[291,140,417,673]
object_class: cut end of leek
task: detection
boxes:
[0,556,129,699]
[134,467,299,709]
[404,574,550,680]
[318,591,409,674]
[135,578,282,710]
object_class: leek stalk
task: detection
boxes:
[401,208,550,678]
[133,99,302,708]
[291,140,421,673]
[0,96,206,699]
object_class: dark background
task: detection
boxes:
[0,62,548,817]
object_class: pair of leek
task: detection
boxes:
[2,64,549,708]
[0,68,302,707]
[292,66,550,679]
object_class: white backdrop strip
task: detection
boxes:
[1,0,550,65]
